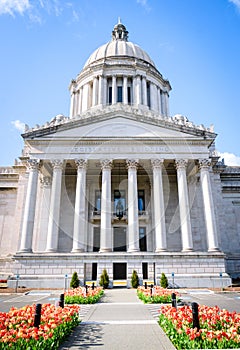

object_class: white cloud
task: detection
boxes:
[219,152,240,166]
[0,0,79,23]
[0,0,30,16]
[229,0,240,11]
[136,0,151,11]
[11,120,25,133]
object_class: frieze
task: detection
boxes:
[71,145,169,154]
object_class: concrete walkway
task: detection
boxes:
[59,289,176,350]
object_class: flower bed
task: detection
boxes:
[137,286,180,303]
[65,286,104,304]
[159,304,240,349]
[0,303,80,350]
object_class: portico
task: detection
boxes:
[19,152,219,256]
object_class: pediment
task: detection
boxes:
[39,116,205,140]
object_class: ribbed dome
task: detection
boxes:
[84,21,155,68]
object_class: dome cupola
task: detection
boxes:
[69,21,171,118]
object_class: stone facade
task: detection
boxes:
[0,22,239,288]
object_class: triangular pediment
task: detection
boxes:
[35,115,209,141]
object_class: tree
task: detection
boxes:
[70,271,80,289]
[160,272,168,288]
[99,269,109,289]
[131,270,139,288]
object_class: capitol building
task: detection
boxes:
[0,22,239,288]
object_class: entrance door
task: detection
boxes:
[113,227,126,251]
[113,263,127,280]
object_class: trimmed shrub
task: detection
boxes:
[160,272,168,288]
[131,270,139,288]
[99,269,109,289]
[70,271,80,289]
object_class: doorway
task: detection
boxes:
[113,263,127,280]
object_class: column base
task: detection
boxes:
[127,249,140,253]
[99,248,112,253]
[155,248,167,253]
[45,249,57,253]
[17,248,33,254]
[208,248,220,252]
[71,249,84,253]
[181,248,194,252]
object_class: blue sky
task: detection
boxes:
[0,0,240,166]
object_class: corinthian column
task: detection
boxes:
[142,76,147,106]
[175,159,193,251]
[199,159,219,251]
[100,160,112,252]
[19,159,39,253]
[135,75,142,105]
[126,159,139,252]
[72,159,87,252]
[92,77,98,106]
[46,160,64,252]
[151,159,167,251]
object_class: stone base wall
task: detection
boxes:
[5,251,232,289]
[225,255,240,279]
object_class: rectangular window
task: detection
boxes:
[92,263,97,280]
[93,227,100,252]
[95,190,101,214]
[127,86,131,104]
[113,227,127,252]
[147,82,151,108]
[117,86,123,102]
[139,227,147,251]
[114,190,126,217]
[108,86,112,104]
[142,262,148,279]
[138,190,145,213]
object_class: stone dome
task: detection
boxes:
[84,21,155,68]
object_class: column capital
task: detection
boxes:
[151,159,164,169]
[75,159,87,169]
[175,159,188,170]
[40,176,51,188]
[50,159,64,170]
[126,159,138,169]
[101,159,112,170]
[199,159,211,170]
[26,159,40,171]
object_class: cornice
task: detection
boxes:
[22,105,216,141]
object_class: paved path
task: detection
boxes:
[59,289,176,350]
